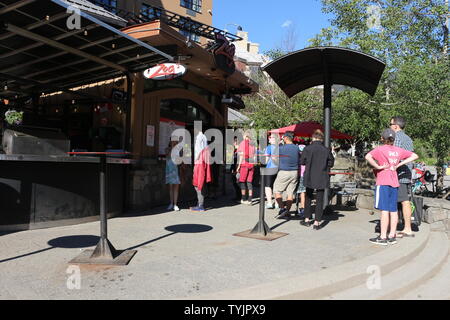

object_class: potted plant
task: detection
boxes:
[4,109,23,125]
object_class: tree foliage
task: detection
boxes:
[242,71,323,131]
[243,0,449,168]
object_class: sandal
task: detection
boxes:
[396,231,415,238]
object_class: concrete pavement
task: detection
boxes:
[0,194,445,300]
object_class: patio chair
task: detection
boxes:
[336,182,358,207]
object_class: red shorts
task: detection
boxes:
[239,166,254,183]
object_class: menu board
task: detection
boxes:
[158,118,185,156]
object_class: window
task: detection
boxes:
[96,0,117,12]
[179,29,200,43]
[180,0,202,13]
[160,99,211,125]
[141,3,160,20]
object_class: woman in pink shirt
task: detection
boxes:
[365,128,418,246]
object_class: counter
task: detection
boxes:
[0,154,135,231]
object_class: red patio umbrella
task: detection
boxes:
[269,121,353,140]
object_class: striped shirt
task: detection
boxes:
[394,130,414,184]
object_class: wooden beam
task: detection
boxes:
[6,23,127,72]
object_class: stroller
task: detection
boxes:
[412,163,436,196]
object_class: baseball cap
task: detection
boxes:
[381,128,396,140]
[282,131,294,140]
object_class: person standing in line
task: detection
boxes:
[190,128,211,212]
[165,140,181,211]
[365,128,418,245]
[300,130,334,230]
[236,131,256,205]
[264,134,279,209]
[296,143,307,218]
[230,136,242,201]
[390,116,416,238]
[273,131,301,218]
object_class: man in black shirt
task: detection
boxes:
[300,130,334,230]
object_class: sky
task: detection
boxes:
[213,0,334,53]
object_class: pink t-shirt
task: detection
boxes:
[300,165,305,176]
[237,140,256,168]
[368,145,413,187]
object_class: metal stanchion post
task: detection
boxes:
[69,152,137,265]
[250,166,271,236]
[233,163,288,241]
[91,154,118,259]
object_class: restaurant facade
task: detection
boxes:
[0,0,257,230]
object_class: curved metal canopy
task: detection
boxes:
[263,46,385,98]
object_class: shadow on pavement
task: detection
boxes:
[269,220,290,231]
[0,235,99,264]
[125,224,213,251]
[47,235,99,248]
[0,230,23,237]
[121,193,242,218]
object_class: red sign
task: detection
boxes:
[208,33,236,75]
[143,63,186,80]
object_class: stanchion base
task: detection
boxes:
[69,249,137,266]
[233,229,288,241]
[69,238,136,265]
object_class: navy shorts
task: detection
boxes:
[374,185,398,212]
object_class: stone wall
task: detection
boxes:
[422,197,450,236]
[329,153,376,188]
[128,159,225,211]
[356,187,450,237]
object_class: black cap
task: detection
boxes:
[381,128,396,140]
[282,131,294,140]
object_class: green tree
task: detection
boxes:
[311,0,450,180]
[242,70,323,131]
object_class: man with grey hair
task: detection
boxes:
[390,116,415,237]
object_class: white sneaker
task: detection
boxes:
[167,204,174,210]
[173,205,180,211]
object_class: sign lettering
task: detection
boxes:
[143,63,186,80]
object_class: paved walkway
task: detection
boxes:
[0,195,423,299]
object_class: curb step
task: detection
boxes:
[323,231,449,300]
[398,248,450,300]
[188,224,431,300]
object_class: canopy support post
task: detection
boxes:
[322,51,332,210]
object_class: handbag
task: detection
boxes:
[397,186,423,229]
[410,189,423,226]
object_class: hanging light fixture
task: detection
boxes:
[4,82,8,91]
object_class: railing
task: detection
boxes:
[90,0,242,42]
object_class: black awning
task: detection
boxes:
[0,0,176,99]
[262,47,385,97]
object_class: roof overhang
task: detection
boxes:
[0,0,176,99]
[263,46,385,98]
[122,20,259,95]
